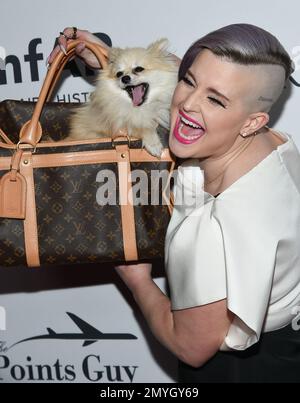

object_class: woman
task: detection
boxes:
[49,24,300,382]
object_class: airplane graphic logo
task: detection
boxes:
[10,312,137,349]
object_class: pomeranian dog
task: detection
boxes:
[69,39,178,157]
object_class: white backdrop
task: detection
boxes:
[0,0,300,383]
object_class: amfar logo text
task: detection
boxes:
[0,38,299,87]
[0,38,98,86]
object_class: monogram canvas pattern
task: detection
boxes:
[131,161,171,258]
[34,163,124,266]
[0,100,174,268]
[0,169,26,266]
[0,100,80,143]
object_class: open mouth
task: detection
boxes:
[124,83,149,107]
[173,111,206,144]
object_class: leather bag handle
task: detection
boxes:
[18,40,108,147]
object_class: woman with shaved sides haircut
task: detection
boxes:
[49,24,300,382]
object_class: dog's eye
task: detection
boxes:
[116,71,123,78]
[133,66,144,73]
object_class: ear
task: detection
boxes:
[147,38,169,53]
[240,112,270,136]
[108,47,121,62]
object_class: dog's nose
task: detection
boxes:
[121,75,131,84]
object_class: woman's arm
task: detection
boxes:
[116,263,232,368]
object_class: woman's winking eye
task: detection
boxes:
[182,74,227,109]
[207,97,226,108]
[182,76,194,87]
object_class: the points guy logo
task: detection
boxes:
[0,307,6,331]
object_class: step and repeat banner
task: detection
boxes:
[0,0,299,383]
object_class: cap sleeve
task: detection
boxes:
[215,194,278,351]
[165,159,278,351]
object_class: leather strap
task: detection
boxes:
[34,148,173,168]
[162,160,176,215]
[10,149,23,181]
[0,172,26,219]
[0,147,174,170]
[0,149,27,219]
[19,151,40,267]
[0,128,14,145]
[18,40,108,147]
[115,144,138,261]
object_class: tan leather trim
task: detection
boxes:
[0,148,175,171]
[0,171,26,219]
[0,158,11,170]
[19,120,42,146]
[130,148,173,162]
[0,150,27,219]
[19,41,108,146]
[33,149,119,168]
[162,160,176,215]
[10,149,23,180]
[0,143,16,150]
[0,134,169,150]
[19,151,40,267]
[0,144,175,168]
[39,136,141,147]
[115,144,138,261]
[0,136,132,148]
[46,56,71,102]
[30,148,173,168]
[0,128,14,144]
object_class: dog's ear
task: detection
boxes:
[147,38,170,54]
[108,47,122,62]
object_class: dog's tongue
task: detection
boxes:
[132,85,144,106]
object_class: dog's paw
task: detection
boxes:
[143,138,163,158]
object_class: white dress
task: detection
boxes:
[165,132,300,351]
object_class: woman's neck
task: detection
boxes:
[200,134,254,191]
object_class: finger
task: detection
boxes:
[75,42,86,54]
[48,27,74,64]
[59,27,80,55]
[63,27,76,39]
[75,43,101,69]
[47,45,61,64]
[58,35,68,55]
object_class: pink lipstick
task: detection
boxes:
[173,111,206,145]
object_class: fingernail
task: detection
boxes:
[59,44,67,55]
[45,56,49,66]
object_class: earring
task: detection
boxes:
[240,131,257,138]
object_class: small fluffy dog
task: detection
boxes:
[69,39,178,157]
